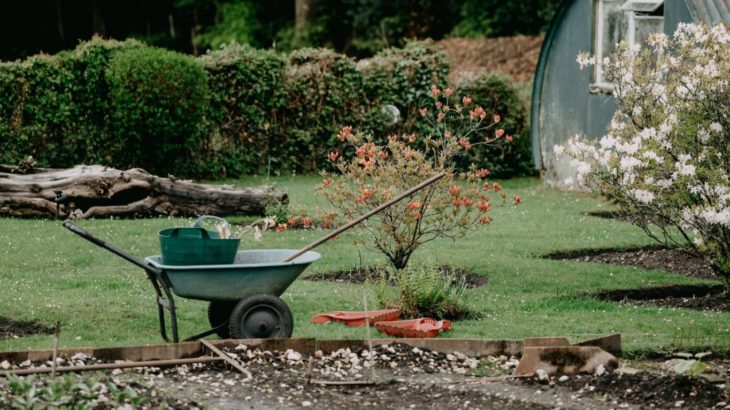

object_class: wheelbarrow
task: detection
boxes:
[62,173,444,342]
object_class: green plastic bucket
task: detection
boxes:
[159,216,240,265]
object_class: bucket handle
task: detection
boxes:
[193,215,230,230]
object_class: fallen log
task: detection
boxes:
[0,165,287,219]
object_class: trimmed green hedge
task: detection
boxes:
[201,43,286,177]
[0,39,531,178]
[107,47,208,175]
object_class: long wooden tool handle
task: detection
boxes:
[283,172,445,262]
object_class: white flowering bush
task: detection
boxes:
[560,23,730,290]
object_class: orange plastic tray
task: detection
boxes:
[310,309,401,327]
[374,318,452,338]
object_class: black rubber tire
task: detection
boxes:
[228,294,293,339]
[207,301,237,339]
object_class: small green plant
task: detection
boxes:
[374,263,474,319]
[264,199,289,224]
[3,374,148,409]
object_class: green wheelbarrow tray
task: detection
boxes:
[145,249,320,302]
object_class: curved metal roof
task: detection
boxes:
[685,0,730,24]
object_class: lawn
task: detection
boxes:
[0,176,727,352]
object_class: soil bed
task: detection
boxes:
[594,284,729,312]
[547,245,729,311]
[0,317,54,340]
[305,266,487,289]
[2,343,728,409]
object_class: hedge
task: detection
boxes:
[107,46,208,175]
[0,39,531,178]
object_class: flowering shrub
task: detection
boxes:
[562,24,730,289]
[319,86,516,269]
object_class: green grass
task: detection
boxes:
[0,176,727,352]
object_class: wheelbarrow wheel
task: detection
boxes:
[208,301,237,339]
[229,294,293,339]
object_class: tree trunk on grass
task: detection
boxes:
[0,165,287,219]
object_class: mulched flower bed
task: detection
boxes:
[0,317,54,340]
[304,266,487,289]
[547,244,730,312]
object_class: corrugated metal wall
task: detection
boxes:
[531,0,715,187]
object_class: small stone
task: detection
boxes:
[234,344,248,351]
[675,401,685,407]
[412,347,422,355]
[446,354,457,361]
[536,369,548,381]
[314,350,323,359]
[302,401,312,407]
[0,360,10,370]
[112,369,123,375]
[286,350,302,362]
[715,402,726,407]
[558,375,569,382]
[595,364,606,376]
[70,353,88,361]
[19,360,31,368]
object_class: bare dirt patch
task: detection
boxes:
[304,266,487,289]
[0,317,53,340]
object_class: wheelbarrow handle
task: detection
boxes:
[63,220,162,276]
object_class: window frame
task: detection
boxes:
[590,0,664,94]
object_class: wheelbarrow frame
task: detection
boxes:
[64,221,237,343]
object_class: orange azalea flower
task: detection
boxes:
[496,129,505,139]
[379,150,389,160]
[419,108,427,117]
[444,87,453,97]
[301,216,313,227]
[408,134,417,143]
[327,151,340,162]
[431,85,441,97]
[469,106,486,120]
[479,216,491,224]
[388,135,398,143]
[356,188,374,203]
[483,182,491,191]
[448,185,461,196]
[277,223,287,232]
[493,183,503,192]
[406,201,421,210]
[463,198,474,207]
[477,201,491,212]
[453,199,463,207]
[462,96,472,106]
[476,168,490,178]
[513,195,522,205]
[437,112,445,121]
[435,101,443,109]
[413,212,422,220]
[321,178,333,188]
[493,114,501,123]
[338,125,353,142]
[506,135,513,143]
[287,217,298,226]
[404,149,415,161]
[459,137,472,150]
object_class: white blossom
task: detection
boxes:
[632,189,655,204]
